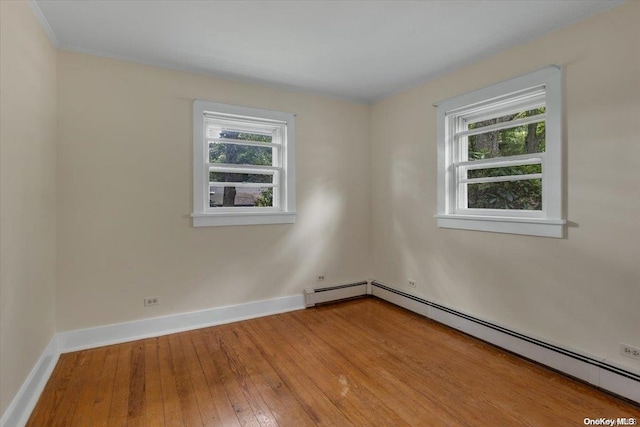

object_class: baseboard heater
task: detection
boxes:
[304,281,369,307]
[369,280,640,404]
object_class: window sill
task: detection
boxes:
[192,211,296,227]
[435,214,565,238]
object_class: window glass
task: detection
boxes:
[467,110,546,161]
[208,144,273,165]
[467,179,542,210]
[209,186,274,208]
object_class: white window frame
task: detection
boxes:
[191,100,296,227]
[436,66,565,238]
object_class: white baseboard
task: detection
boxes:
[371,280,640,404]
[57,294,305,353]
[0,336,60,427]
[1,293,305,427]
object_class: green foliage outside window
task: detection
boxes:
[209,130,274,207]
[254,188,273,207]
[466,108,545,210]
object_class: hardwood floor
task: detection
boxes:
[28,297,639,426]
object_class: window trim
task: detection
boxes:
[192,100,296,227]
[436,66,565,238]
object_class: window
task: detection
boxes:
[192,101,296,226]
[436,66,565,237]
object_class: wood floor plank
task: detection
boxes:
[82,346,119,427]
[69,347,108,427]
[178,331,221,425]
[143,338,165,426]
[201,326,261,427]
[157,335,184,427]
[216,325,279,426]
[168,333,204,426]
[107,342,133,427]
[27,298,640,426]
[126,342,146,426]
[46,349,96,426]
[189,329,243,427]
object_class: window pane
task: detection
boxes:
[467,108,544,130]
[207,128,273,143]
[209,187,274,208]
[467,164,541,179]
[209,172,272,184]
[467,179,541,210]
[467,109,546,161]
[209,143,273,166]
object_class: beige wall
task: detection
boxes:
[370,2,640,369]
[56,51,371,330]
[0,0,58,416]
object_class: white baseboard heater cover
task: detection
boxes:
[304,281,369,307]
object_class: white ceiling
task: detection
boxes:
[34,0,624,103]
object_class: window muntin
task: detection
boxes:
[467,163,542,179]
[209,171,274,184]
[436,66,564,237]
[192,101,296,227]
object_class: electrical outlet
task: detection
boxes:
[620,343,640,360]
[144,297,159,307]
[408,279,417,289]
[317,274,325,281]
